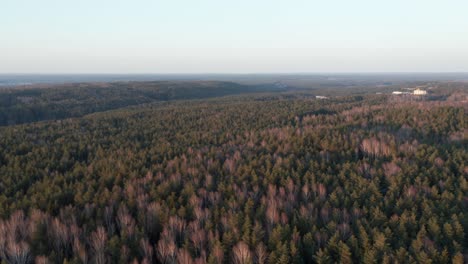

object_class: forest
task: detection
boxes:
[0,81,466,263]
[0,81,276,126]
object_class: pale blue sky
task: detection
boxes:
[1,0,467,73]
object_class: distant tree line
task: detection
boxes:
[0,81,278,126]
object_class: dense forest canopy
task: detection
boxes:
[0,80,466,263]
[0,81,277,126]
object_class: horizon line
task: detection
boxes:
[1,72,468,75]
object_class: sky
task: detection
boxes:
[1,0,468,73]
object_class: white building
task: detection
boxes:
[413,89,427,95]
[392,91,412,95]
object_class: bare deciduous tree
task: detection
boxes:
[156,236,177,264]
[255,243,268,264]
[232,241,252,264]
[177,248,193,264]
[49,218,70,256]
[35,255,49,264]
[140,238,153,263]
[117,206,136,238]
[90,226,107,264]
[73,238,87,264]
[6,240,31,264]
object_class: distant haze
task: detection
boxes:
[2,0,468,73]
